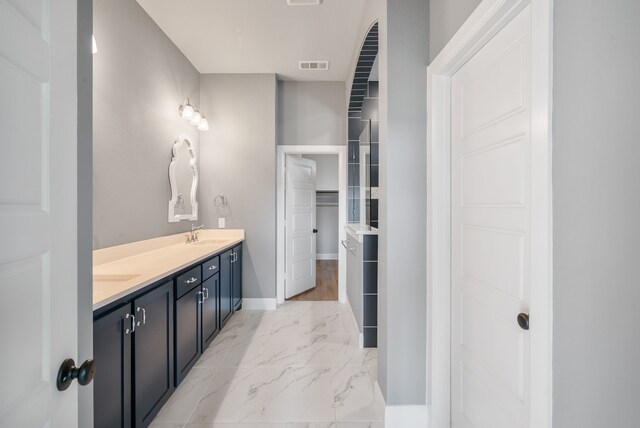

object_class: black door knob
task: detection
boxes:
[313,229,318,233]
[517,313,529,331]
[56,358,96,391]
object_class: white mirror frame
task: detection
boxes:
[168,135,198,222]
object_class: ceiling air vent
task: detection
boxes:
[299,61,329,71]
[287,0,322,5]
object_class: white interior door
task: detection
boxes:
[0,0,79,426]
[285,155,317,298]
[450,6,531,428]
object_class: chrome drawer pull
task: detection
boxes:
[208,265,217,271]
[185,277,198,284]
[136,307,146,326]
[124,313,136,334]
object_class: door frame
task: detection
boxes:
[277,145,347,304]
[425,0,553,426]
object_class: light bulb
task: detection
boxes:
[198,117,209,131]
[179,99,195,119]
[191,110,202,126]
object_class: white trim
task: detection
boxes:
[277,145,348,304]
[385,405,428,428]
[316,253,339,260]
[426,0,553,427]
[242,298,277,311]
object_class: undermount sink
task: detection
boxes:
[94,274,140,283]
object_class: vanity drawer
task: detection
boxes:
[202,256,220,280]
[175,266,201,299]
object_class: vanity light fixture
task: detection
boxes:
[197,115,209,131]
[179,99,209,131]
[190,109,202,126]
[179,98,195,120]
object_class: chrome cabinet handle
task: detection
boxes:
[197,291,204,304]
[341,240,356,252]
[136,307,146,326]
[208,265,217,271]
[231,252,236,263]
[185,277,198,284]
[125,313,136,334]
[203,287,209,300]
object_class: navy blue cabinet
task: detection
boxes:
[94,243,242,426]
[94,305,132,428]
[232,245,243,311]
[202,273,220,349]
[93,281,173,428]
[174,283,201,385]
[219,249,233,329]
[133,282,174,427]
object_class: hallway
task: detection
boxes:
[288,260,339,302]
[150,301,383,427]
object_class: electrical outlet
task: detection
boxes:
[218,217,225,228]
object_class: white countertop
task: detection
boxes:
[345,223,378,243]
[93,229,244,310]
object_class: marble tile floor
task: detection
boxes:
[150,301,383,428]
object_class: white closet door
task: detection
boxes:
[0,0,79,426]
[451,6,532,428]
[285,155,317,298]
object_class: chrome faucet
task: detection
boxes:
[185,224,205,244]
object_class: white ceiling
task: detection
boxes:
[136,0,367,81]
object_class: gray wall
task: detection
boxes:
[278,81,346,146]
[303,154,339,257]
[552,1,640,426]
[302,154,339,191]
[378,0,428,405]
[429,0,481,61]
[93,0,200,249]
[199,74,278,299]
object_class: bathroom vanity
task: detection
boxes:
[92,229,243,428]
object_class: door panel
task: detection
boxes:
[232,245,242,310]
[0,0,78,425]
[93,305,132,428]
[133,282,173,427]
[175,285,201,385]
[285,155,317,298]
[451,6,531,428]
[202,274,219,349]
[219,249,233,328]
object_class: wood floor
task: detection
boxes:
[288,260,338,301]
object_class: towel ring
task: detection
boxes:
[214,194,229,208]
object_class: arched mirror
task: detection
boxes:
[168,136,198,222]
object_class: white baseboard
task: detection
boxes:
[241,298,277,310]
[316,253,338,260]
[385,405,428,427]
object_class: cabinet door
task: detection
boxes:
[232,244,243,311]
[93,305,132,428]
[219,249,233,328]
[175,285,201,385]
[133,282,174,427]
[202,273,219,349]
